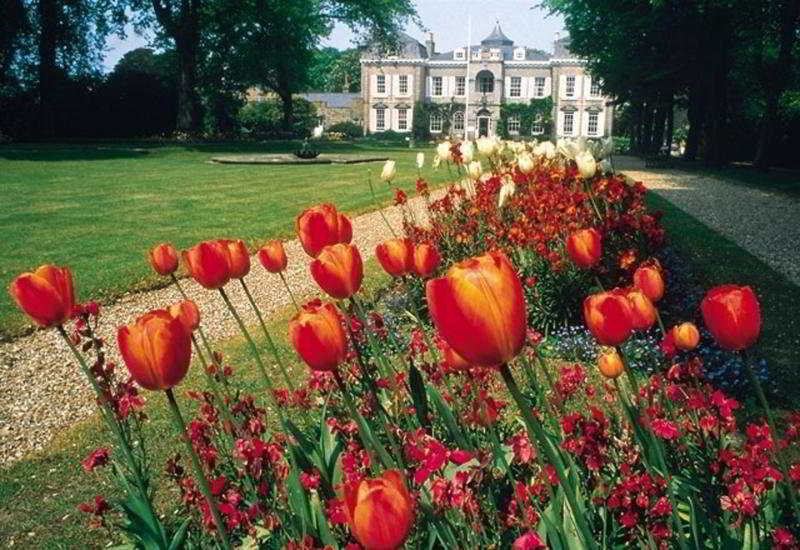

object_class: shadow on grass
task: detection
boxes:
[0,146,151,162]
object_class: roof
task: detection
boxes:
[481,22,514,46]
[429,46,552,62]
[298,93,359,108]
[361,31,428,59]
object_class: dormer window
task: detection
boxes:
[454,48,465,60]
[513,47,525,60]
[472,49,482,60]
[490,48,501,60]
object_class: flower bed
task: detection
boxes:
[10,138,800,549]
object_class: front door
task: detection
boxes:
[478,116,490,137]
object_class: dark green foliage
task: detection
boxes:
[497,97,553,139]
[411,100,464,141]
[238,98,317,139]
[327,120,363,139]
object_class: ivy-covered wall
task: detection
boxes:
[412,100,464,141]
[497,97,554,139]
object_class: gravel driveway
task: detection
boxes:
[0,190,442,466]
[618,156,800,287]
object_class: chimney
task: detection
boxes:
[425,32,435,56]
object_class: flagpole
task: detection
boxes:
[464,13,472,140]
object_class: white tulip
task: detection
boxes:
[416,152,425,169]
[575,150,597,179]
[476,136,496,156]
[467,160,482,179]
[436,141,452,161]
[460,141,475,163]
[557,138,579,160]
[517,152,535,174]
[534,141,556,159]
[509,141,526,154]
[381,159,397,181]
[497,178,516,208]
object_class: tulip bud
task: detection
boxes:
[459,141,474,163]
[597,349,624,379]
[467,160,482,180]
[375,238,414,277]
[583,290,634,346]
[168,300,200,332]
[476,136,496,156]
[626,289,657,330]
[566,228,602,269]
[535,141,555,159]
[310,243,363,299]
[148,243,179,276]
[427,251,526,367]
[344,470,414,550]
[671,322,700,351]
[413,243,441,278]
[337,213,353,244]
[575,150,597,179]
[439,338,471,371]
[223,239,251,279]
[9,265,76,327]
[118,309,191,390]
[182,241,231,289]
[380,160,397,182]
[701,285,761,351]
[633,260,665,302]
[436,141,452,161]
[415,152,425,169]
[498,179,516,209]
[295,203,347,258]
[517,152,535,174]
[258,240,288,273]
[288,301,347,371]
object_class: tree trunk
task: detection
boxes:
[704,7,730,166]
[0,0,26,86]
[685,81,705,161]
[37,0,58,138]
[175,33,202,134]
[665,92,674,155]
[651,91,668,155]
[278,90,293,132]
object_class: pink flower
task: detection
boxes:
[651,419,679,440]
[82,448,110,472]
[513,531,547,550]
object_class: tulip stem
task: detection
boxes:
[278,271,300,312]
[594,274,605,292]
[170,274,217,360]
[191,334,238,436]
[164,389,232,550]
[238,279,295,390]
[498,363,597,550]
[743,351,800,519]
[655,310,667,338]
[367,171,398,238]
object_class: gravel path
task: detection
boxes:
[618,156,800,287]
[0,191,442,466]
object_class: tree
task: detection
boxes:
[307,47,361,92]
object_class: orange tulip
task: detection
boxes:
[701,285,761,351]
[633,260,665,302]
[168,300,200,333]
[597,349,624,379]
[375,238,414,277]
[344,470,414,550]
[310,243,363,299]
[182,241,231,289]
[583,290,634,346]
[672,322,700,351]
[117,309,192,391]
[439,338,471,372]
[288,300,347,371]
[626,288,657,330]
[148,243,179,276]
[10,265,76,327]
[413,244,441,278]
[222,239,250,279]
[426,251,526,367]
[566,228,602,269]
[296,203,350,258]
[258,240,288,273]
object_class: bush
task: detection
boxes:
[237,97,317,139]
[326,121,362,139]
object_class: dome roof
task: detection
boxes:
[481,22,513,47]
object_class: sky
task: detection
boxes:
[102,0,565,72]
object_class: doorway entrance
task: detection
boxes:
[478,116,491,137]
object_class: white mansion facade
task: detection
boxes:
[360,23,614,140]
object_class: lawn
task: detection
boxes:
[0,140,447,340]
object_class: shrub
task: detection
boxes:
[237,97,317,139]
[326,120,362,139]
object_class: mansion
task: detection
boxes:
[360,23,614,140]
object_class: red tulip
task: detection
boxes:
[633,260,665,302]
[583,290,634,346]
[223,239,251,279]
[671,322,700,351]
[513,531,547,550]
[413,244,441,278]
[566,228,603,269]
[296,203,350,258]
[597,349,624,379]
[375,238,414,277]
[626,288,657,330]
[344,470,414,550]
[438,338,471,372]
[701,285,761,351]
[117,309,192,391]
[182,241,231,289]
[288,300,347,372]
[310,243,363,299]
[168,300,200,333]
[148,243,179,276]
[258,240,288,273]
[426,251,526,367]
[9,265,76,327]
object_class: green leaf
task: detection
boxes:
[427,385,471,450]
[408,363,430,429]
[287,468,312,536]
[167,518,191,550]
[311,493,338,549]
